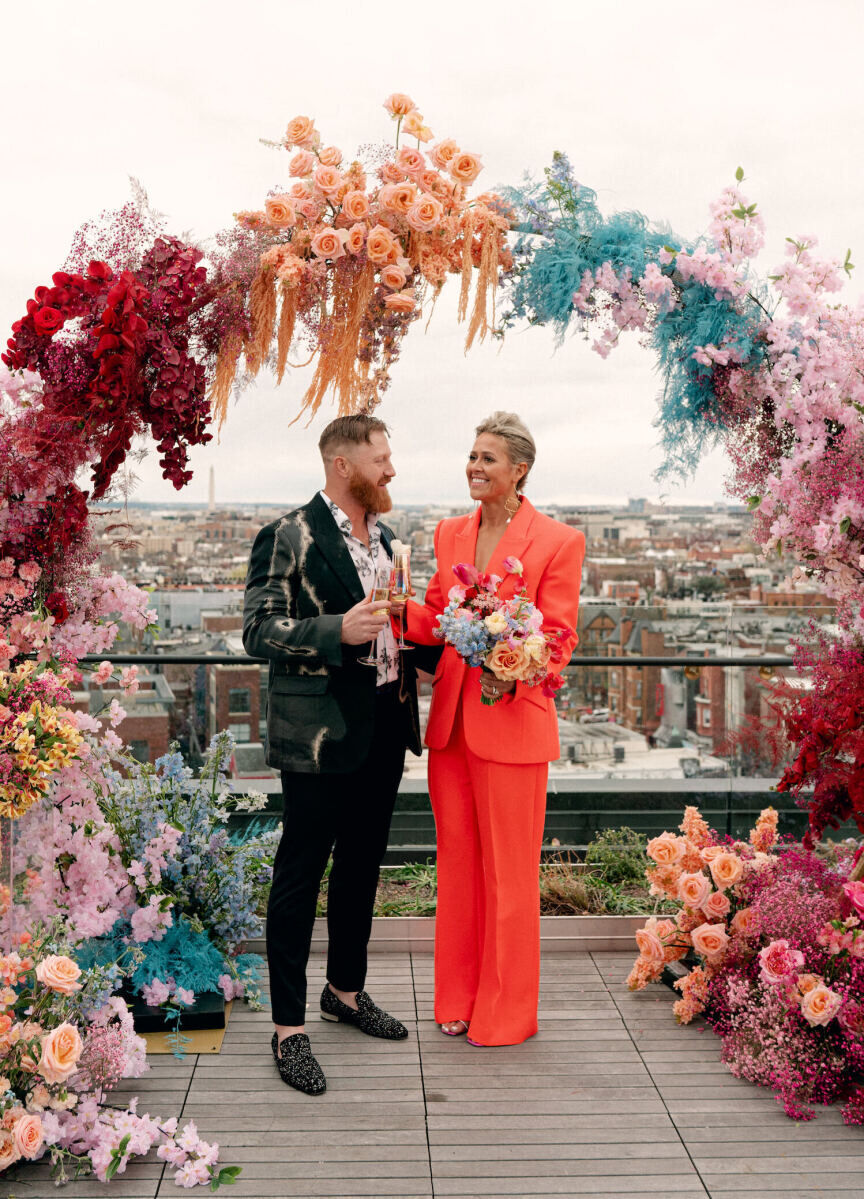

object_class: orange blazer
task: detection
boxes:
[404,498,585,764]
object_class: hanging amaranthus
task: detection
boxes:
[223,94,513,421]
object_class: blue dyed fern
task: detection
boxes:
[499,152,770,479]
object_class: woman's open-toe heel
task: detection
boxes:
[440,1019,469,1036]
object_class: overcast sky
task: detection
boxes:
[3,0,863,510]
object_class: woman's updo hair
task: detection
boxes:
[474,411,536,492]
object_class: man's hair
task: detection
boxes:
[318,414,390,462]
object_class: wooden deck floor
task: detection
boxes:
[13,950,864,1198]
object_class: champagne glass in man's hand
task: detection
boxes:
[341,575,392,650]
[389,542,414,653]
[358,566,393,666]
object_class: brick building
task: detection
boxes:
[208,664,266,745]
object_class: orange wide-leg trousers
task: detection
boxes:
[428,706,548,1046]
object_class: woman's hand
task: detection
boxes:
[388,586,416,612]
[480,671,516,701]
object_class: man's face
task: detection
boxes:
[344,431,395,514]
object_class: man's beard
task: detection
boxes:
[348,468,392,514]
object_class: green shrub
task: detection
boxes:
[584,827,647,885]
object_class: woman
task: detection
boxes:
[401,412,585,1046]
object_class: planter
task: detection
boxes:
[250,913,651,955]
[127,987,226,1034]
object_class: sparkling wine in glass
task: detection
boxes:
[358,566,392,667]
[390,547,414,652]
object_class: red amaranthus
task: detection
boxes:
[774,636,864,844]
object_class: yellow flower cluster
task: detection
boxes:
[0,694,82,820]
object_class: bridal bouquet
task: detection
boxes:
[435,558,569,705]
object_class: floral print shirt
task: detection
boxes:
[320,492,398,686]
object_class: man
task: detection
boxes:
[243,415,423,1095]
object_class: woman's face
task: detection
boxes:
[466,433,526,502]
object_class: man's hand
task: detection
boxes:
[341,591,393,645]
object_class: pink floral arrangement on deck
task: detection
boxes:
[434,557,570,705]
[628,805,864,1122]
[216,93,513,422]
[0,939,240,1188]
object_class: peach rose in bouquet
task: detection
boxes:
[284,115,318,148]
[34,955,81,996]
[702,890,731,921]
[37,1022,82,1085]
[708,852,744,890]
[384,93,416,117]
[486,639,532,683]
[12,1111,43,1160]
[800,983,843,1027]
[341,190,371,222]
[383,290,417,314]
[690,921,730,961]
[646,833,686,867]
[289,150,316,177]
[677,871,712,910]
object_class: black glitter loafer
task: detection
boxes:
[271,1032,326,1095]
[319,985,408,1040]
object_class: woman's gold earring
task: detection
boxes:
[504,493,520,521]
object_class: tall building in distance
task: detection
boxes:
[208,466,215,513]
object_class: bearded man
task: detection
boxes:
[243,415,423,1095]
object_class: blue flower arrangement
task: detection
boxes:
[84,732,276,1009]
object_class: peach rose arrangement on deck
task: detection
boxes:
[434,558,571,706]
[212,92,513,424]
[628,805,864,1123]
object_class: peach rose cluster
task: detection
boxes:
[627,917,689,990]
[239,93,506,337]
[0,1108,43,1168]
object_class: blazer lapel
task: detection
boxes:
[484,498,535,599]
[304,492,365,605]
[450,508,480,587]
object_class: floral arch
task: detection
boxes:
[0,94,863,1179]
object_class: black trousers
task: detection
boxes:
[267,683,407,1026]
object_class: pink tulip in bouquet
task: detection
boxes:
[435,557,570,706]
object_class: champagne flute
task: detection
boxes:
[390,547,414,653]
[358,565,392,667]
